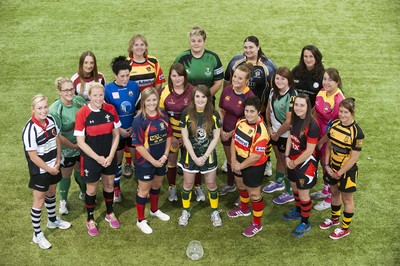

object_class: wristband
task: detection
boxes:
[284,155,289,159]
[162,154,168,160]
[324,164,330,167]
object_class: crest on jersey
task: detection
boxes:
[313,82,320,89]
[205,68,211,77]
[105,114,111,123]
[254,69,262,78]
[160,122,165,130]
[146,67,151,72]
[129,90,133,97]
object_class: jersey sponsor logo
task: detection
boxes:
[112,92,120,99]
[159,74,165,80]
[294,79,299,83]
[197,128,206,140]
[255,146,265,152]
[120,101,132,114]
[89,120,95,124]
[205,68,212,77]
[356,139,363,148]
[313,82,319,88]
[138,79,155,87]
[143,175,150,180]
[234,134,249,147]
[149,133,167,144]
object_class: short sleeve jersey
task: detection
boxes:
[233,116,269,166]
[74,103,121,157]
[292,66,323,107]
[71,72,106,101]
[219,84,255,132]
[328,119,364,168]
[224,54,277,101]
[104,81,141,129]
[314,88,345,136]
[159,84,194,138]
[22,115,60,175]
[49,96,86,158]
[174,49,224,89]
[128,55,166,92]
[180,109,222,157]
[131,111,172,167]
[269,88,297,138]
[289,117,320,159]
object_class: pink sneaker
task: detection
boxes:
[329,228,350,240]
[227,206,251,218]
[242,223,263,237]
[86,220,99,236]
[319,218,340,230]
[105,212,121,229]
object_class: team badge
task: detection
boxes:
[313,82,319,89]
[248,129,253,134]
[129,90,133,97]
[146,67,151,72]
[205,68,211,77]
[184,98,189,105]
[160,122,165,130]
[225,96,231,102]
[105,114,111,123]
[254,69,262,78]
[280,103,284,109]
[356,139,363,148]
[238,100,242,106]
[344,136,349,142]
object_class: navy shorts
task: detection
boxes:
[29,172,62,192]
[135,163,167,181]
[80,155,118,183]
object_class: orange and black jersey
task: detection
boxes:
[328,119,364,168]
[233,116,269,166]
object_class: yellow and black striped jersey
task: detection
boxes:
[328,119,364,168]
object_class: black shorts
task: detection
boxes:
[135,163,167,181]
[270,137,287,153]
[29,172,62,192]
[323,164,358,193]
[287,155,318,190]
[178,150,218,174]
[80,155,118,183]
[235,163,265,188]
[117,137,132,151]
[61,155,80,168]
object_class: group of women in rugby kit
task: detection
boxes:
[22,26,364,249]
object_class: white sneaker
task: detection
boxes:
[59,200,69,215]
[168,186,178,202]
[47,216,72,229]
[78,192,85,201]
[310,190,328,200]
[221,160,228,173]
[136,220,153,234]
[314,200,331,211]
[33,232,52,249]
[211,210,222,227]
[114,189,122,203]
[178,210,190,226]
[264,161,272,177]
[150,209,170,221]
[194,186,206,202]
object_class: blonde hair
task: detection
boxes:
[55,77,73,92]
[31,94,48,110]
[88,82,104,96]
[189,26,206,41]
[128,34,148,58]
[140,87,161,118]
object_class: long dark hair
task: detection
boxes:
[78,51,99,96]
[167,63,188,92]
[243,35,268,61]
[271,67,295,101]
[297,45,324,80]
[290,94,312,137]
[325,68,342,89]
[187,85,215,137]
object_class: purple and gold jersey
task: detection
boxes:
[219,84,254,132]
[159,84,193,138]
[131,111,172,167]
